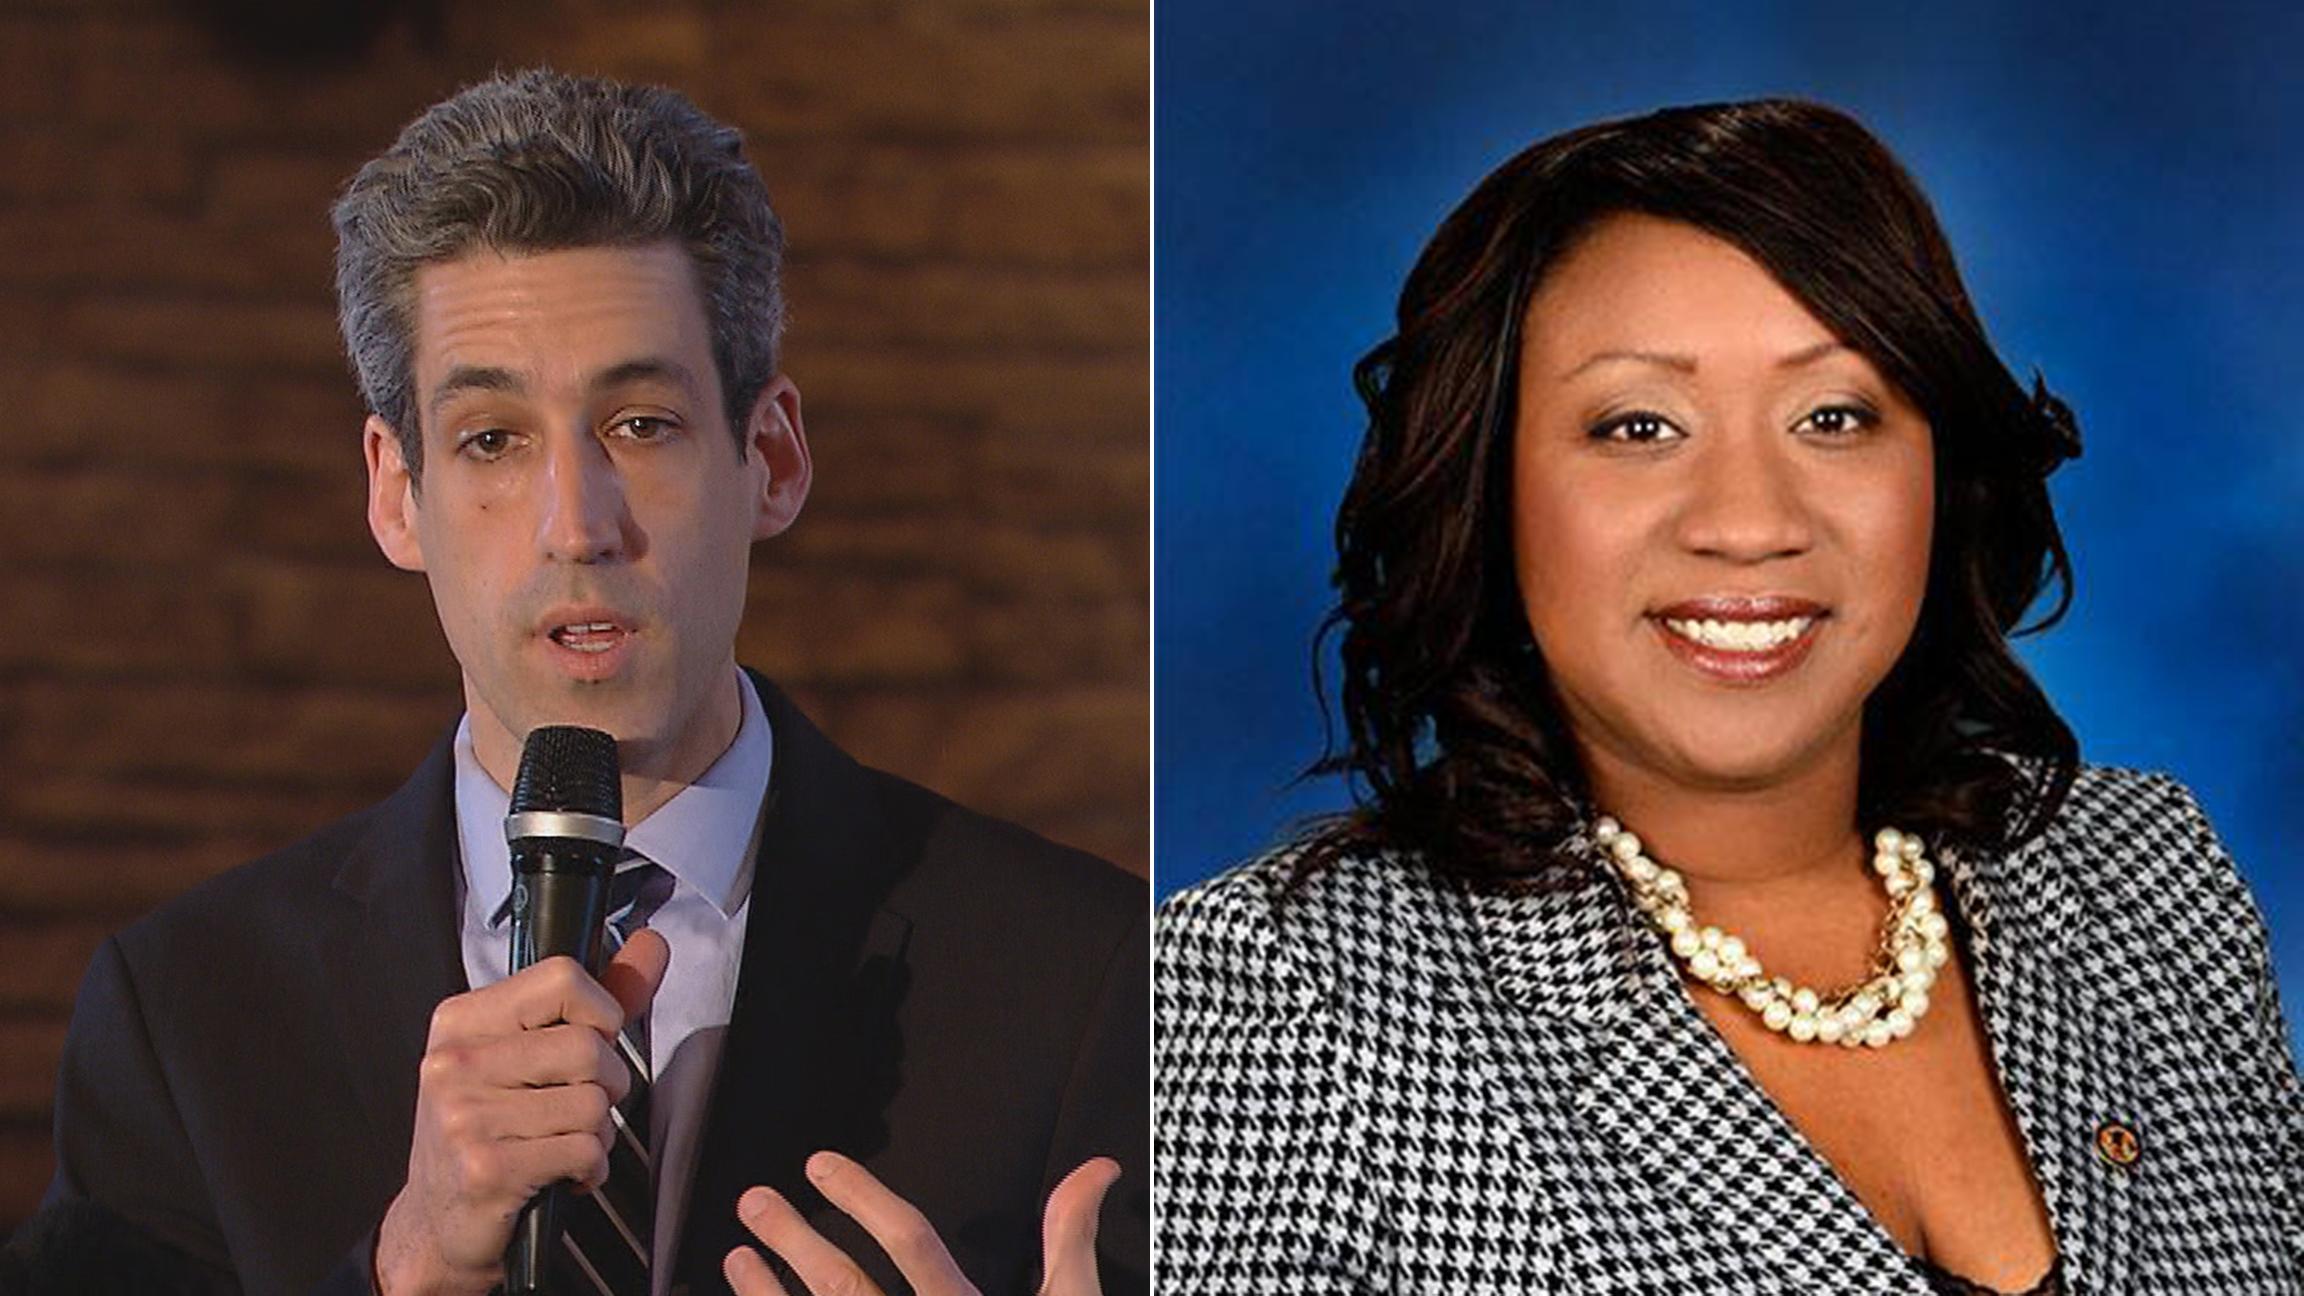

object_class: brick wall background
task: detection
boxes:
[0,0,1147,1234]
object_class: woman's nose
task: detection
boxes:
[1675,432,1813,563]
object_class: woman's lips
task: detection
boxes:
[1649,601,1826,685]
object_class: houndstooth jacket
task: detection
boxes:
[1154,766,2304,1293]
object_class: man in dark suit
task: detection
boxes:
[40,69,1144,1296]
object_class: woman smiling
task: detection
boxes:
[1154,100,2300,1294]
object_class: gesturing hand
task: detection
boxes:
[375,929,670,1296]
[723,1152,1121,1296]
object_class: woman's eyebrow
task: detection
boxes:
[1775,340,1850,369]
[1557,340,1851,381]
[1558,349,1697,380]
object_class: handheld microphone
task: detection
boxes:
[502,725,624,1296]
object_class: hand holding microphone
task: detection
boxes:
[375,728,665,1296]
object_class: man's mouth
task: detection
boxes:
[549,621,629,654]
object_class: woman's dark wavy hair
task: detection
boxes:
[1307,98,2083,886]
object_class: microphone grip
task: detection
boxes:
[509,850,613,975]
[503,846,614,1296]
[505,1191,560,1296]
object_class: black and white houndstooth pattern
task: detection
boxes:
[1154,766,2303,1293]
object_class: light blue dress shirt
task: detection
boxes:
[450,670,771,1293]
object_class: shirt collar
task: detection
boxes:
[454,670,775,930]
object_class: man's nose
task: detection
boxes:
[1674,430,1814,563]
[538,431,629,563]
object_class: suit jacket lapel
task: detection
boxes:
[1467,853,1921,1287]
[323,733,469,1189]
[1947,838,2141,1290]
[1469,830,2143,1289]
[673,675,919,1292]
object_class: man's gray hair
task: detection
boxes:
[332,67,786,480]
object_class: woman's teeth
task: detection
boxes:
[1662,616,1814,652]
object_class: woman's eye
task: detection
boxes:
[1798,404,1879,437]
[1590,412,1682,444]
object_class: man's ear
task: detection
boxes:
[364,415,426,572]
[747,374,812,541]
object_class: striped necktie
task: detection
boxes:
[552,853,675,1295]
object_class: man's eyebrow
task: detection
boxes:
[423,359,703,424]
[591,358,704,398]
[428,365,524,419]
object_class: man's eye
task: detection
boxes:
[459,429,514,459]
[612,416,677,442]
[1590,412,1682,444]
[1798,404,1880,437]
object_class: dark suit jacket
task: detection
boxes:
[43,674,1148,1295]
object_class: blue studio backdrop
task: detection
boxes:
[1153,2,2304,1016]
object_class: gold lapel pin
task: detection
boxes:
[2093,1120,2142,1169]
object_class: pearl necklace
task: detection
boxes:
[1594,818,1953,1049]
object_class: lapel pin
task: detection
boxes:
[2093,1120,2142,1169]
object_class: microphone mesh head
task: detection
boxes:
[509,726,621,819]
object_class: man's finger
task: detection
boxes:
[443,1071,615,1143]
[425,955,616,1044]
[504,955,627,1036]
[490,1129,613,1201]
[723,1244,793,1296]
[598,927,671,1027]
[735,1185,882,1296]
[454,1023,626,1096]
[1038,1158,1120,1296]
[807,1151,975,1294]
